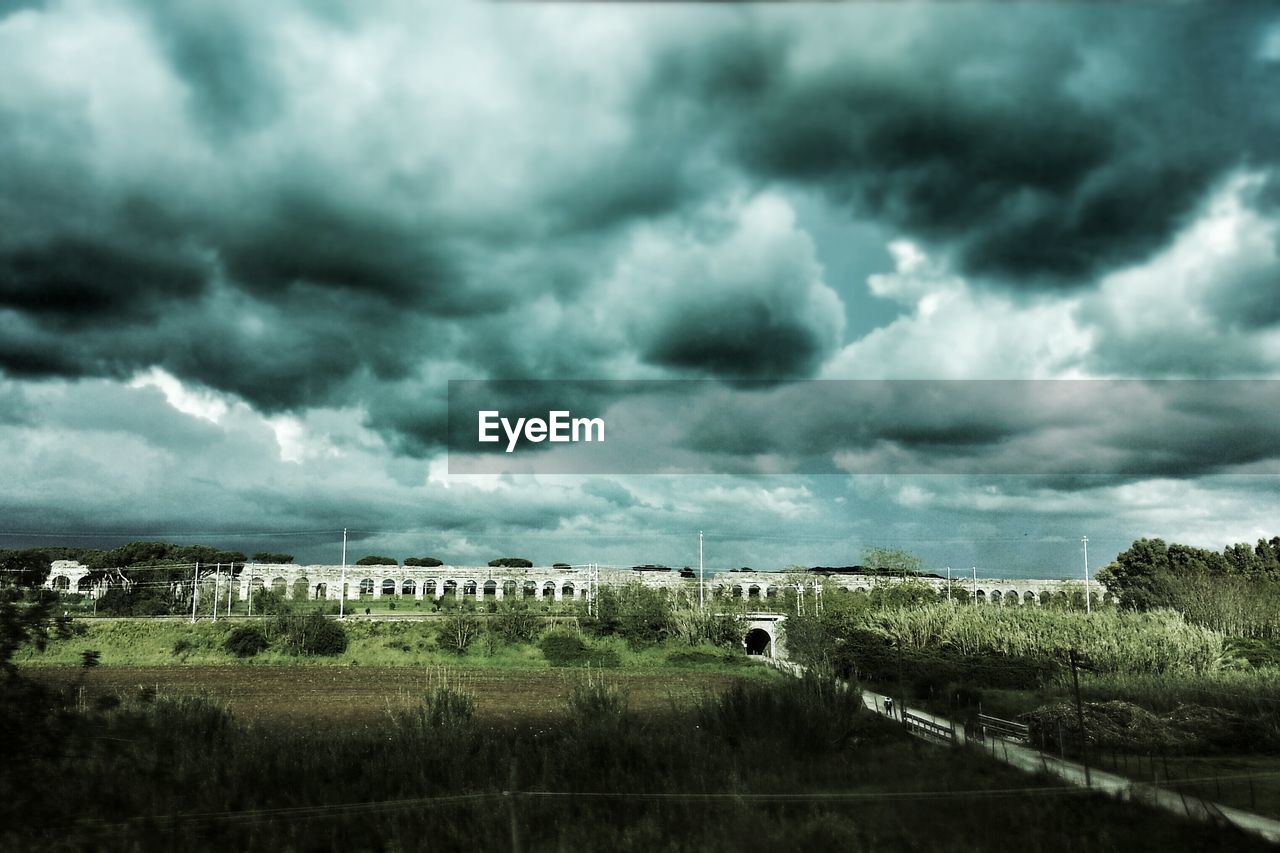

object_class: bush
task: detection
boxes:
[224,626,270,658]
[488,557,533,568]
[172,638,194,657]
[437,613,482,654]
[539,632,620,667]
[491,602,540,644]
[356,556,398,566]
[404,557,444,567]
[277,611,348,656]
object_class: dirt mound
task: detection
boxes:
[1022,700,1249,752]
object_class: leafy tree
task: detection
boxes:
[862,547,925,576]
[488,557,533,568]
[869,578,938,609]
[404,557,444,567]
[617,583,670,648]
[438,613,482,654]
[491,601,540,644]
[0,586,54,678]
[251,553,294,564]
[1097,538,1177,610]
[356,555,398,566]
[0,550,52,588]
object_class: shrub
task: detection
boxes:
[172,639,194,657]
[277,611,348,656]
[437,613,482,654]
[404,557,444,567]
[224,625,270,658]
[356,556,398,566]
[539,632,619,667]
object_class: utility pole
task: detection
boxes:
[971,566,977,607]
[212,563,219,621]
[946,566,952,604]
[1081,535,1091,614]
[1069,649,1092,787]
[699,530,704,611]
[227,564,234,617]
[191,562,200,624]
[339,527,348,619]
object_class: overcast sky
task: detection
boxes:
[2,2,1279,576]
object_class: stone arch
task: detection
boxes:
[1004,590,1020,606]
[402,579,416,597]
[523,580,537,598]
[76,576,93,593]
[503,580,518,597]
[542,581,556,598]
[250,577,266,595]
[1023,590,1037,606]
[443,580,457,597]
[381,578,397,596]
[732,584,744,598]
[745,628,772,656]
[463,580,478,597]
[424,579,437,597]
[292,577,310,600]
[315,582,327,600]
[359,578,375,596]
[748,584,761,599]
[1052,591,1070,608]
[51,575,70,591]
[1071,590,1085,609]
[271,576,287,595]
[561,581,574,598]
[483,580,498,597]
[765,585,778,598]
[975,589,987,604]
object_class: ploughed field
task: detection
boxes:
[22,665,751,727]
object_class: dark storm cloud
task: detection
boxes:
[650,5,1277,287]
[138,0,283,136]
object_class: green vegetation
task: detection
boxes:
[223,625,269,657]
[355,554,398,566]
[2,667,1272,852]
[488,556,533,567]
[404,556,444,566]
[250,552,293,563]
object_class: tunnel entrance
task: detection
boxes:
[744,628,772,656]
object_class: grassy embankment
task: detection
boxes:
[14,616,753,670]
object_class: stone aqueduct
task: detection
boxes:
[45,560,1109,608]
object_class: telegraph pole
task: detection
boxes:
[1082,535,1091,614]
[946,566,952,604]
[212,563,219,621]
[227,564,234,616]
[699,531,704,610]
[971,566,977,607]
[191,562,200,624]
[339,527,348,619]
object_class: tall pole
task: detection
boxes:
[946,566,952,604]
[212,563,219,621]
[699,531,704,611]
[227,564,234,616]
[339,527,348,619]
[1082,535,1091,614]
[971,566,977,607]
[191,562,200,624]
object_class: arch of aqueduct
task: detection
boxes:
[45,560,1110,607]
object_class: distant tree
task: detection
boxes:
[552,562,571,569]
[862,547,925,576]
[356,556,398,566]
[252,553,294,564]
[0,550,52,588]
[617,584,670,648]
[488,557,533,568]
[404,557,444,567]
[1097,538,1176,610]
